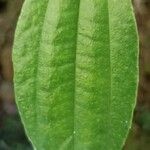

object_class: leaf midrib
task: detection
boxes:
[73,0,81,149]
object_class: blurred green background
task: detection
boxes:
[0,0,150,149]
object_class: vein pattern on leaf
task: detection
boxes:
[13,0,138,150]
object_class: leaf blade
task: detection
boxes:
[13,0,138,149]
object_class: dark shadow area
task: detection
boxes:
[0,0,7,13]
[0,110,33,150]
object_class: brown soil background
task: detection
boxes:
[0,0,150,149]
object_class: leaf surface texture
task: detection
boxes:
[13,0,138,149]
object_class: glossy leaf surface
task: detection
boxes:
[13,0,138,149]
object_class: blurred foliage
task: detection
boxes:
[0,112,32,150]
[0,0,33,149]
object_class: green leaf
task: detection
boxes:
[13,0,138,149]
